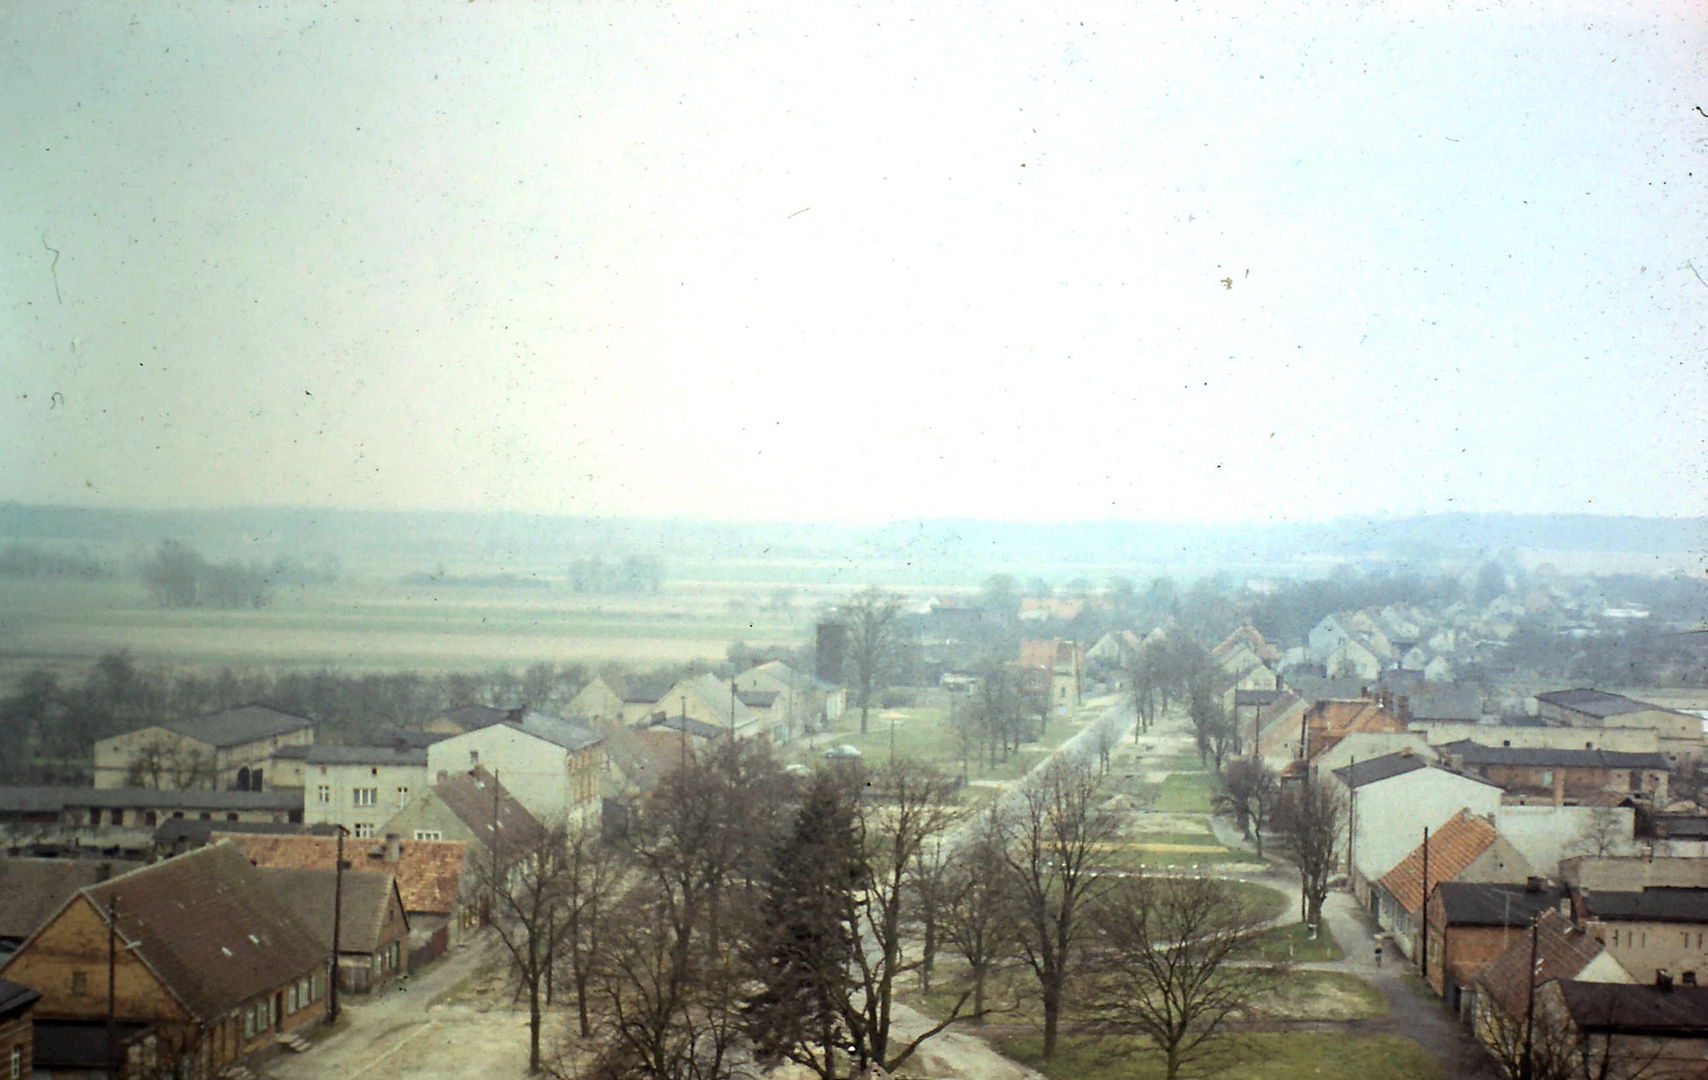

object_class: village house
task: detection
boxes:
[301,744,430,838]
[1018,638,1084,717]
[648,674,763,740]
[1425,879,1564,1014]
[1548,979,1708,1076]
[1288,695,1407,773]
[1333,751,1505,909]
[255,866,411,993]
[381,765,546,867]
[1568,885,1708,988]
[92,705,314,791]
[1439,741,1669,805]
[0,859,142,966]
[216,831,472,958]
[425,711,604,829]
[1375,808,1535,964]
[0,978,38,1080]
[0,786,303,859]
[0,843,329,1078]
[1472,910,1634,1067]
[1536,689,1705,766]
[566,674,673,727]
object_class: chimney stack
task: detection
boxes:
[1397,695,1411,724]
[385,832,402,863]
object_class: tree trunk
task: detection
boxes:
[527,982,543,1073]
[1041,975,1062,1058]
[972,961,987,1021]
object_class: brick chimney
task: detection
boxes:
[384,832,402,863]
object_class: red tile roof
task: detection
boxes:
[216,833,466,916]
[1379,808,1500,914]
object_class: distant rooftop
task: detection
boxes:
[162,704,313,747]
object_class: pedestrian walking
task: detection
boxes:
[1374,942,1384,968]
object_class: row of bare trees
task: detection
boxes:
[476,742,1292,1080]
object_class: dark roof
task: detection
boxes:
[1332,752,1429,789]
[1536,689,1668,719]
[1402,686,1485,722]
[1559,980,1708,1036]
[151,818,337,847]
[163,704,313,747]
[253,866,404,954]
[1435,881,1561,926]
[430,767,547,852]
[1581,888,1708,924]
[0,977,40,1016]
[1443,742,1667,770]
[369,727,455,750]
[1234,689,1282,707]
[0,787,302,813]
[305,744,428,767]
[82,843,326,1023]
[650,715,729,741]
[1656,816,1708,841]
[269,743,311,759]
[0,858,144,941]
[1478,909,1608,1016]
[737,690,779,709]
[515,711,603,752]
[435,705,521,731]
[615,676,672,704]
[31,1020,149,1069]
[214,833,467,916]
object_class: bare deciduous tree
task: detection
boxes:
[1273,777,1346,931]
[843,588,902,736]
[478,825,578,1073]
[1000,756,1119,1059]
[941,816,1017,1022]
[1085,874,1283,1080]
[1214,758,1279,859]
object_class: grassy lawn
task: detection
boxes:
[791,702,1089,785]
[1245,920,1345,963]
[1000,1032,1445,1080]
[1153,769,1215,813]
[1254,971,1387,1020]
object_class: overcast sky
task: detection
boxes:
[2,0,1703,525]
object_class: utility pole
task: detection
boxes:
[1419,826,1430,982]
[106,894,118,1077]
[330,825,347,1023]
[1522,916,1541,1080]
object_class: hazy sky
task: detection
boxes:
[3,0,1704,525]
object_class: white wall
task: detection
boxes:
[305,761,429,836]
[428,726,570,827]
[1493,804,1638,872]
[1349,769,1504,886]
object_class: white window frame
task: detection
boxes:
[353,787,377,807]
[354,822,376,838]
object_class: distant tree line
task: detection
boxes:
[567,555,665,594]
[0,651,711,785]
[139,540,274,609]
[0,543,109,580]
[400,568,550,589]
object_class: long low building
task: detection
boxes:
[0,787,303,858]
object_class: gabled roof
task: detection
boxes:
[651,715,729,741]
[368,727,455,750]
[1213,624,1280,662]
[1559,980,1708,1036]
[79,844,325,1023]
[254,866,404,954]
[1580,888,1708,924]
[1442,741,1667,771]
[215,832,466,916]
[162,704,313,748]
[1536,689,1665,718]
[434,705,520,731]
[305,744,428,767]
[1477,910,1613,1017]
[1332,752,1430,789]
[0,858,145,942]
[1435,881,1561,927]
[514,710,602,752]
[1234,689,1282,708]
[600,726,692,792]
[0,977,39,1017]
[430,767,548,852]
[151,818,338,848]
[737,690,779,709]
[1379,808,1501,914]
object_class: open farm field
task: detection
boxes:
[0,576,814,679]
